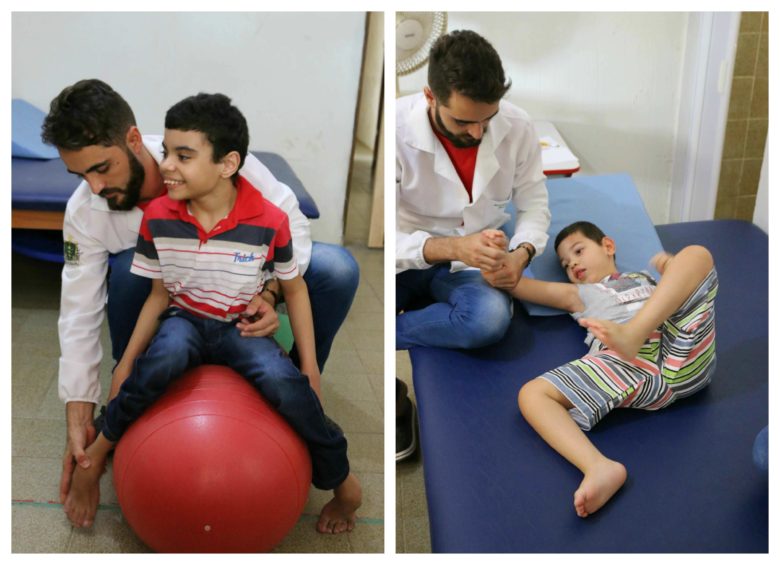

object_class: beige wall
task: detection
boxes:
[715,12,769,220]
[397,13,690,224]
[356,12,384,150]
[13,12,366,245]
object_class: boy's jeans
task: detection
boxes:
[103,307,349,490]
[396,265,512,350]
[107,242,359,372]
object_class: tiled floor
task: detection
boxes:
[11,148,384,553]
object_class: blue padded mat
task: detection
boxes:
[12,99,59,160]
[409,219,768,552]
[252,152,320,220]
[11,157,75,211]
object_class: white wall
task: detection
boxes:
[12,12,366,244]
[753,140,768,233]
[397,12,689,224]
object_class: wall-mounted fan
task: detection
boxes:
[396,12,447,92]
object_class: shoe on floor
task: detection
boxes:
[396,379,418,462]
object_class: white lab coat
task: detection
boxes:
[58,135,312,404]
[396,93,550,273]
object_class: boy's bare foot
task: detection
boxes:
[63,456,105,528]
[316,472,362,534]
[573,459,627,518]
[578,318,646,361]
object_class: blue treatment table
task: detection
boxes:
[408,218,768,552]
[11,152,319,263]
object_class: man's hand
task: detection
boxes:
[481,246,530,290]
[60,401,96,504]
[456,229,508,271]
[236,294,280,337]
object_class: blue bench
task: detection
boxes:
[408,175,768,552]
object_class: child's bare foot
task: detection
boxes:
[63,456,105,528]
[573,459,627,518]
[63,434,113,528]
[316,472,362,534]
[578,318,646,361]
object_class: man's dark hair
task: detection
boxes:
[554,221,609,253]
[165,93,249,177]
[41,79,137,150]
[427,30,511,105]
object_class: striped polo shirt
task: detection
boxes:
[130,176,298,322]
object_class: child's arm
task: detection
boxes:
[278,275,321,398]
[108,279,170,401]
[510,277,585,313]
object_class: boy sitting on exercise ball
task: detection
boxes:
[64,93,361,534]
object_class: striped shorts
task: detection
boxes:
[541,268,718,431]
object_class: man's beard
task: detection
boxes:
[433,104,483,148]
[101,149,145,211]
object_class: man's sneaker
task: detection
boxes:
[396,401,418,462]
[396,379,418,462]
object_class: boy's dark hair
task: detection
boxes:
[165,93,249,179]
[41,79,137,150]
[428,30,511,105]
[554,221,609,253]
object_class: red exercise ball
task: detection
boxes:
[113,365,312,553]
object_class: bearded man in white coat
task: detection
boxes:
[396,30,551,351]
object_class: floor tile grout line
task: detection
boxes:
[11,499,384,525]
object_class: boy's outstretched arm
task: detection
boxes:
[510,277,584,313]
[108,278,170,401]
[279,275,321,398]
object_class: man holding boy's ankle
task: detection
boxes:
[395,30,550,461]
[42,79,359,505]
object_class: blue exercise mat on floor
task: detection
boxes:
[409,217,768,552]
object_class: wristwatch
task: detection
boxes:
[262,287,280,307]
[517,242,536,264]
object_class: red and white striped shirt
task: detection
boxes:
[131,177,298,321]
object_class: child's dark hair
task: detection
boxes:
[428,30,511,105]
[554,221,608,252]
[42,79,137,150]
[165,93,249,181]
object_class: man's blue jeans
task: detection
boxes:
[103,307,349,490]
[396,265,512,350]
[107,242,359,371]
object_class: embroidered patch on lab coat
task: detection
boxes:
[64,239,80,265]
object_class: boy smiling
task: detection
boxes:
[64,93,361,536]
